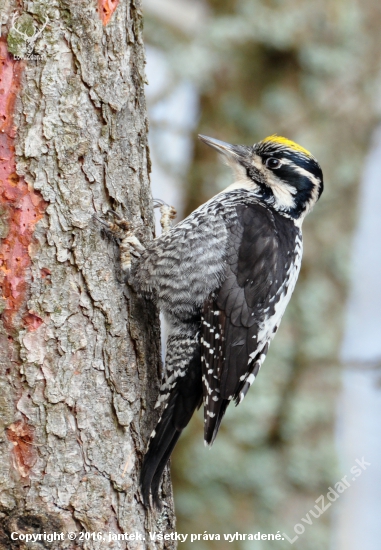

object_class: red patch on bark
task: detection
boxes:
[23,312,43,331]
[6,419,37,478]
[40,267,51,278]
[98,0,119,25]
[0,39,47,334]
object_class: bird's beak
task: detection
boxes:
[198,134,247,160]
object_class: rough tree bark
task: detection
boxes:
[0,1,176,548]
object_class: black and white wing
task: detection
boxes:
[201,203,301,445]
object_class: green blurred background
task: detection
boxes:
[143,1,381,548]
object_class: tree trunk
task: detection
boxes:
[0,1,175,548]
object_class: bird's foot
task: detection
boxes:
[153,199,177,234]
[94,210,146,280]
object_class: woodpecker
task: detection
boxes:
[121,134,323,507]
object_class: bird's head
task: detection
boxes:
[199,134,323,222]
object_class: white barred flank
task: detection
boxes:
[154,328,199,410]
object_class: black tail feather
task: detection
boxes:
[140,345,202,508]
[140,396,180,507]
[150,430,181,508]
[204,398,230,447]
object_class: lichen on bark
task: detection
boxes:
[0,1,175,548]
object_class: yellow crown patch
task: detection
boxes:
[261,135,312,157]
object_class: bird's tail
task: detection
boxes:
[140,345,202,508]
[203,398,230,447]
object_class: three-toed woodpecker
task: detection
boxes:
[129,134,323,507]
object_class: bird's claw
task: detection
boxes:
[153,198,177,234]
[94,210,145,280]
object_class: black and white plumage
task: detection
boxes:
[132,134,323,507]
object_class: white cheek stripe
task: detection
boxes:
[291,162,321,187]
[266,173,296,209]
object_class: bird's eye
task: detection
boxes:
[265,158,281,169]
